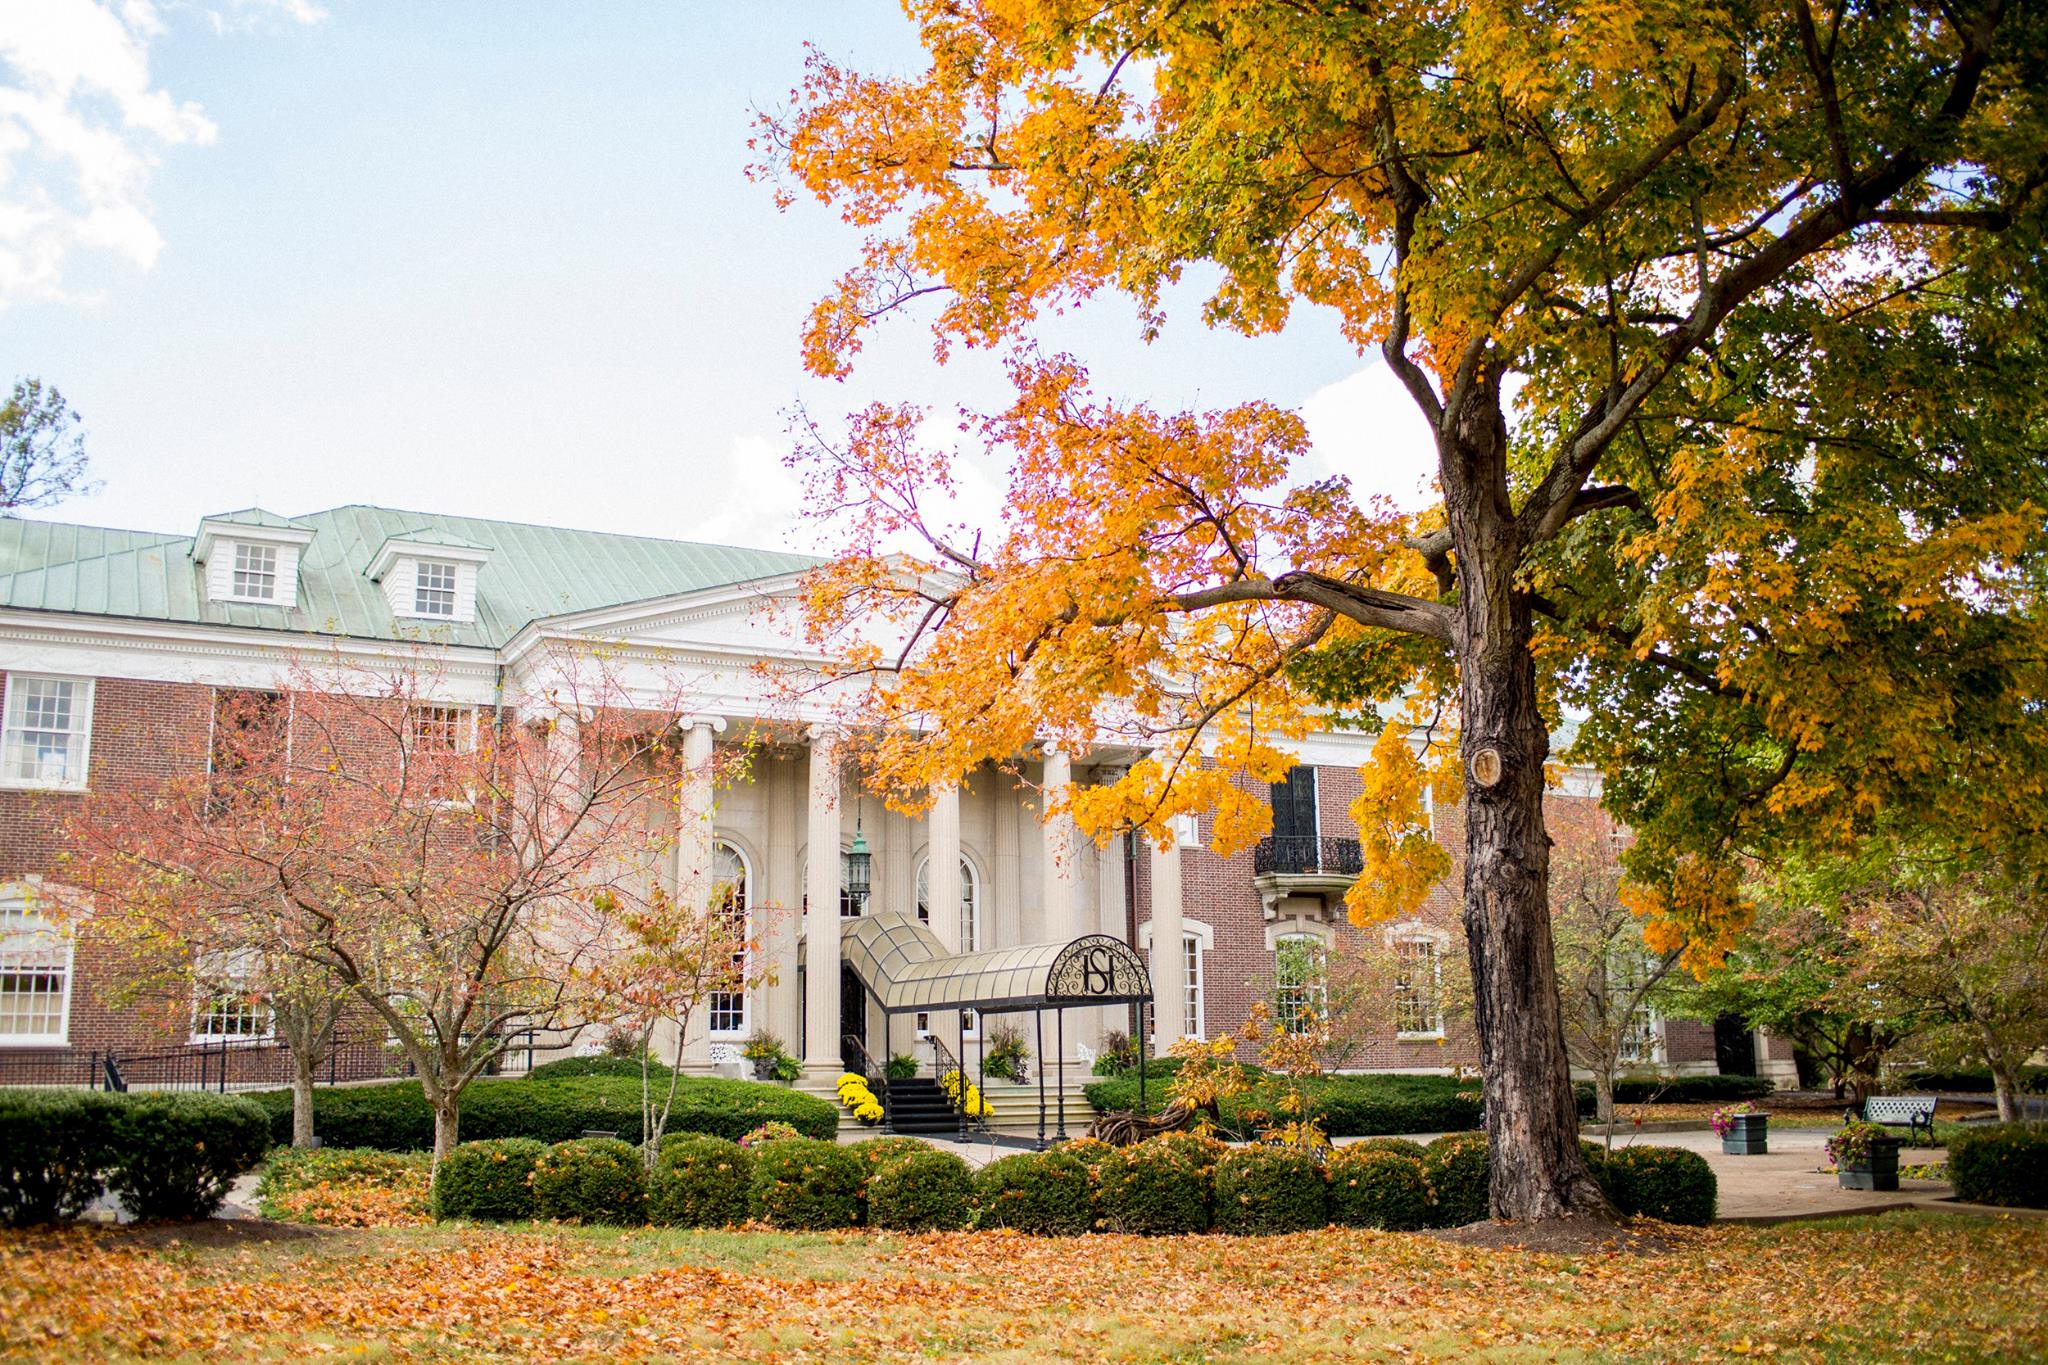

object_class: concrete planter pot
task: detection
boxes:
[1720,1113,1769,1156]
[1838,1139,1902,1191]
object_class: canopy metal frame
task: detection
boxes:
[840,913,1154,1147]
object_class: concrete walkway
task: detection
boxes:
[1583,1125,1961,1222]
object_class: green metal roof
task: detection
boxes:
[0,506,819,647]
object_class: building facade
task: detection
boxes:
[0,506,1777,1092]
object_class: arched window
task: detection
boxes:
[706,841,750,1036]
[0,890,72,1044]
[913,853,981,952]
[798,848,871,918]
[1274,933,1328,1035]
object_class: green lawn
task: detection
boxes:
[4,1210,2043,1362]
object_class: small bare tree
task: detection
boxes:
[1552,841,1680,1127]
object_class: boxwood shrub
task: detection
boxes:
[529,1137,648,1225]
[1947,1123,2048,1209]
[1348,1136,1428,1160]
[431,1138,547,1222]
[1892,1067,2048,1096]
[1420,1130,1491,1227]
[1213,1145,1326,1235]
[1325,1147,1431,1230]
[1084,1072,1481,1138]
[866,1148,974,1232]
[1574,1074,1776,1114]
[526,1055,672,1082]
[0,1089,119,1227]
[972,1150,1094,1236]
[108,1092,272,1221]
[1596,1145,1717,1225]
[648,1137,753,1227]
[1095,1137,1213,1235]
[246,1075,837,1149]
[748,1138,864,1230]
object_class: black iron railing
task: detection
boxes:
[0,1031,535,1094]
[1252,835,1364,876]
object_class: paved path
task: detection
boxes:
[1586,1125,1956,1222]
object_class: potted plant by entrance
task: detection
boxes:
[1827,1121,1903,1191]
[983,1022,1031,1084]
[1711,1102,1770,1155]
[741,1032,800,1083]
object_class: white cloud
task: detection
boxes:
[1298,361,1441,513]
[0,0,319,307]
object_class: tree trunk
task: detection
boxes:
[1594,1070,1615,1126]
[432,1096,460,1166]
[1982,1031,2021,1124]
[1447,379,1611,1223]
[292,1052,318,1149]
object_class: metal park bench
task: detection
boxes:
[1851,1095,1938,1146]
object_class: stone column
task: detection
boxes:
[803,726,842,1077]
[1041,748,1078,943]
[1149,834,1185,1045]
[666,719,721,1069]
[926,783,962,951]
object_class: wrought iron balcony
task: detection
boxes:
[1253,835,1364,877]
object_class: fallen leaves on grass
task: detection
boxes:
[1,1213,2043,1362]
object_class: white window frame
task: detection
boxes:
[1273,931,1329,1035]
[412,559,459,618]
[705,840,751,1038]
[914,851,982,953]
[1,674,94,792]
[1173,813,1202,848]
[1391,934,1447,1040]
[0,886,74,1046]
[1140,917,1211,1042]
[228,542,280,601]
[190,951,273,1044]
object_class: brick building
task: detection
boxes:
[0,505,1776,1091]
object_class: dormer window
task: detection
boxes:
[231,543,279,600]
[367,530,491,625]
[413,560,458,617]
[193,511,316,609]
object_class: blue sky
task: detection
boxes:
[2,2,1436,550]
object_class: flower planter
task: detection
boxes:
[1720,1113,1769,1156]
[751,1057,775,1082]
[1838,1139,1902,1192]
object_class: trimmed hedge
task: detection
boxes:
[530,1137,648,1225]
[972,1150,1094,1236]
[1420,1131,1490,1227]
[432,1138,547,1222]
[0,1089,119,1227]
[1349,1136,1428,1160]
[1948,1123,2048,1209]
[246,1075,837,1149]
[1096,1136,1216,1235]
[108,1092,272,1222]
[1084,1072,1481,1138]
[1326,1147,1431,1230]
[1213,1145,1326,1235]
[1574,1074,1776,1113]
[526,1055,673,1082]
[1893,1068,2048,1096]
[1596,1146,1717,1225]
[649,1137,754,1227]
[749,1138,864,1230]
[867,1149,974,1232]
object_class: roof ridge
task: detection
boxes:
[314,504,818,560]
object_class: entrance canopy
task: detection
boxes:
[841,913,1153,1015]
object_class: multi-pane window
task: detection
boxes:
[413,560,458,617]
[3,675,91,789]
[410,705,469,753]
[915,855,980,952]
[231,542,279,599]
[1182,931,1204,1040]
[0,899,70,1042]
[1393,937,1444,1036]
[706,842,750,1035]
[1274,934,1327,1034]
[1614,951,1664,1064]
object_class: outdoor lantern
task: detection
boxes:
[845,817,871,915]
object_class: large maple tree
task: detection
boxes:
[766,0,2048,1219]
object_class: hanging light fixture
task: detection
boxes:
[844,807,872,916]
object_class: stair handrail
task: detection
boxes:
[841,1033,883,1082]
[926,1032,991,1137]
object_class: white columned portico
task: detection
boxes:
[1149,832,1186,1045]
[803,726,842,1076]
[927,783,962,951]
[1041,748,1078,943]
[667,718,723,1068]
